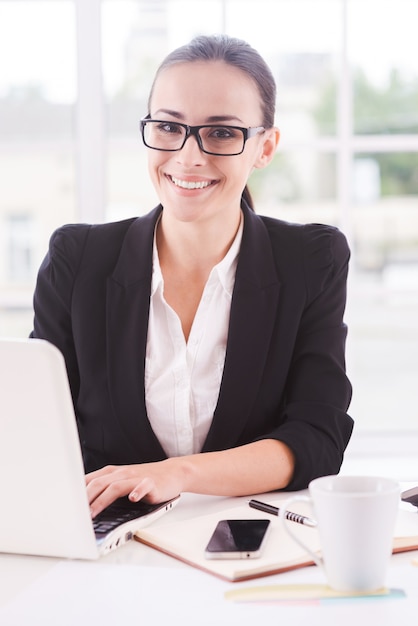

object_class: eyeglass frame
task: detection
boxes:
[139,115,265,156]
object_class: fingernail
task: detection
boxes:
[129,491,139,501]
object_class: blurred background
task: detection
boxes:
[0,0,417,456]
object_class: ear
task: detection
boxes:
[254,127,280,169]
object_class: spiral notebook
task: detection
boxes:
[135,500,418,582]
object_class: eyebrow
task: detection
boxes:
[152,109,245,125]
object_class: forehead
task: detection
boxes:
[150,60,262,123]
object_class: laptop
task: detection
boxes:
[0,337,179,559]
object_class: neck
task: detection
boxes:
[157,208,242,272]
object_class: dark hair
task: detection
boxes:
[148,34,277,210]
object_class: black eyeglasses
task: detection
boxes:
[140,116,265,156]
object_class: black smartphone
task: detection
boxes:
[204,519,271,559]
[401,485,418,507]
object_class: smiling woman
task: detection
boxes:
[30,33,353,518]
[1,0,417,492]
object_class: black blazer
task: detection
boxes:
[31,202,353,490]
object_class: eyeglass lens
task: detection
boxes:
[143,121,246,155]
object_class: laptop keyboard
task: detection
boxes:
[92,498,159,538]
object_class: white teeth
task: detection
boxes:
[171,176,211,190]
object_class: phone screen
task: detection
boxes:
[204,519,270,559]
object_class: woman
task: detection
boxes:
[31,34,353,518]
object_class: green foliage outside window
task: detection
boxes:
[314,68,418,196]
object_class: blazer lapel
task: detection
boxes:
[106,207,166,460]
[203,207,281,451]
[104,204,281,458]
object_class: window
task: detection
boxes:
[0,0,77,333]
[5,215,34,282]
[1,0,417,442]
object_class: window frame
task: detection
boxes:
[2,0,417,457]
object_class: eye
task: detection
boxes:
[208,126,239,140]
[155,122,183,135]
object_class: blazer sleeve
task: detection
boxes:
[260,223,353,491]
[30,224,91,404]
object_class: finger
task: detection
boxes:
[86,472,120,503]
[88,478,136,518]
[128,477,157,503]
[85,465,117,485]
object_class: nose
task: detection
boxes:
[175,133,207,166]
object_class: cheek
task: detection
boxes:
[231,156,258,183]
[147,153,165,181]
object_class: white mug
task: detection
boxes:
[280,475,400,592]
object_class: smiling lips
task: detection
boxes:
[169,175,216,190]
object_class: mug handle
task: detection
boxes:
[280,495,322,568]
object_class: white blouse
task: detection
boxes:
[145,216,243,457]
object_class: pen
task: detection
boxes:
[248,499,317,528]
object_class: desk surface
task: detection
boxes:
[1,491,418,626]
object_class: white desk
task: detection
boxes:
[1,492,418,625]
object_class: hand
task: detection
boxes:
[85,459,183,518]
